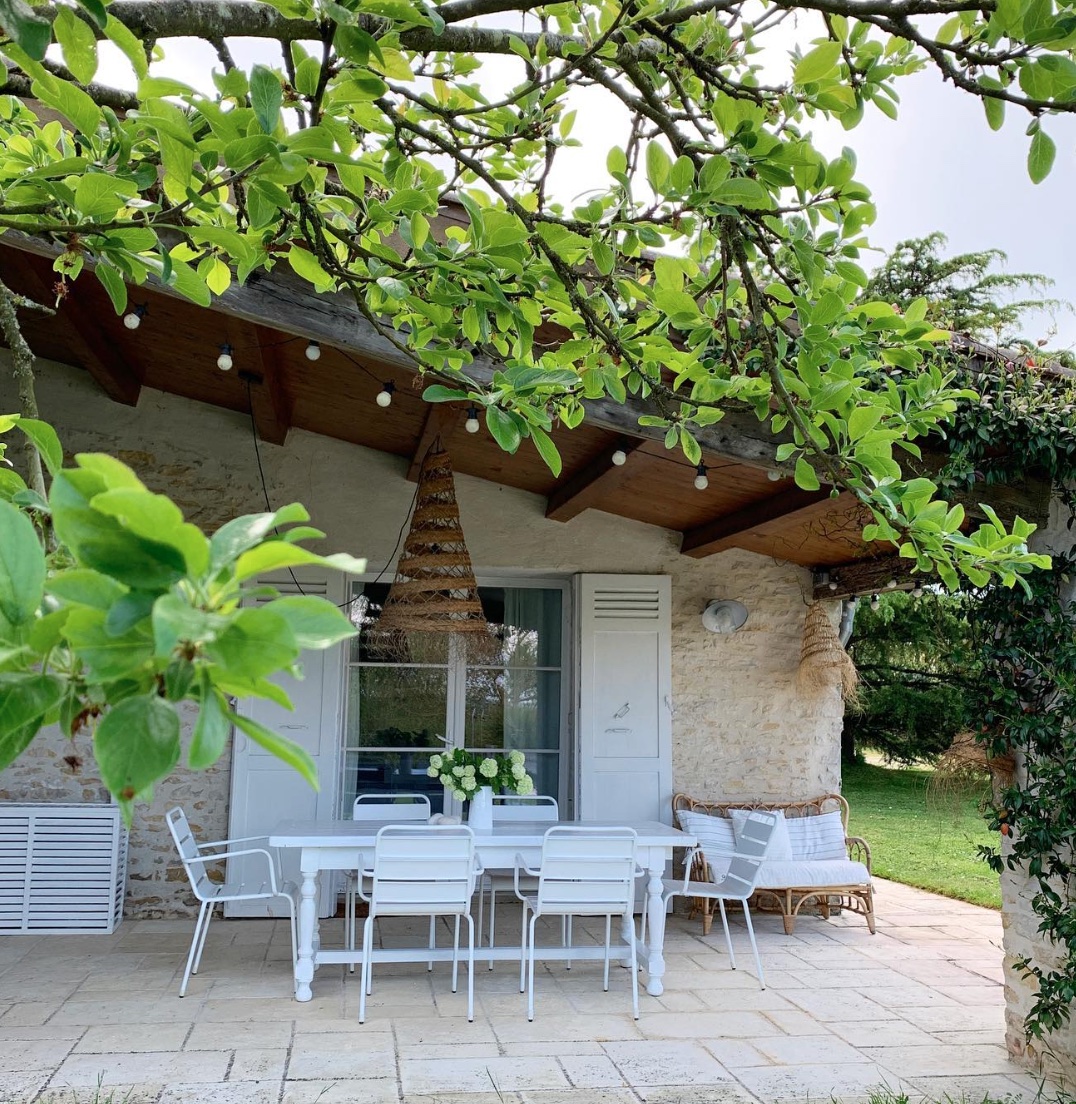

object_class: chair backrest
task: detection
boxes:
[166,806,212,900]
[535,827,637,915]
[491,794,559,823]
[370,825,478,916]
[353,793,431,822]
[720,811,779,896]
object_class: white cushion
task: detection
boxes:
[676,809,735,873]
[785,811,847,861]
[731,809,793,862]
[754,859,871,889]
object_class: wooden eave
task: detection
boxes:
[0,235,1052,585]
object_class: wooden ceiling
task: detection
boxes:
[0,238,1047,594]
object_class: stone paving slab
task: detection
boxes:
[0,878,1049,1104]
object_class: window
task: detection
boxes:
[342,580,568,815]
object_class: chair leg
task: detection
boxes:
[179,900,209,998]
[566,916,573,971]
[527,912,538,1022]
[359,914,374,1023]
[519,903,528,994]
[477,874,485,947]
[488,885,497,970]
[627,908,640,1021]
[346,880,355,973]
[717,899,736,971]
[465,912,475,1023]
[428,915,436,972]
[192,900,214,975]
[451,915,460,993]
[602,914,611,992]
[743,901,765,990]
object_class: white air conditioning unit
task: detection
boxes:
[0,803,128,934]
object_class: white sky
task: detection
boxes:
[88,14,1076,354]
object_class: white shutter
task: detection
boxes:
[0,803,127,934]
[575,574,673,826]
[225,569,345,917]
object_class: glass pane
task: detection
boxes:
[478,587,562,668]
[347,666,448,749]
[348,581,450,664]
[463,669,561,751]
[347,751,445,814]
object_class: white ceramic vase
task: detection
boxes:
[467,786,494,833]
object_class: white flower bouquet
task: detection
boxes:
[427,747,535,801]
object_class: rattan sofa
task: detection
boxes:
[672,792,875,935]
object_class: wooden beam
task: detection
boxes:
[813,555,919,601]
[680,487,836,557]
[546,439,642,521]
[17,261,141,406]
[407,404,460,481]
[239,328,292,446]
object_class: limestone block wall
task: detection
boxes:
[0,356,843,916]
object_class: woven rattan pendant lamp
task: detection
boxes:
[371,443,497,660]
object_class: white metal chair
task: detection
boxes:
[356,824,483,1023]
[515,826,641,1021]
[643,809,778,989]
[166,806,297,998]
[345,793,431,970]
[479,794,559,966]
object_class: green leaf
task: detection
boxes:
[54,6,98,85]
[529,425,562,478]
[232,542,365,584]
[103,14,149,80]
[152,593,226,657]
[1028,128,1056,184]
[204,607,299,680]
[0,673,63,770]
[105,591,156,636]
[0,501,45,628]
[63,608,154,682]
[267,595,358,650]
[46,568,127,610]
[0,0,51,59]
[95,265,129,315]
[794,457,821,491]
[208,503,311,573]
[90,487,209,576]
[848,405,883,442]
[189,677,231,770]
[31,76,101,137]
[485,406,522,453]
[645,142,672,193]
[794,41,843,84]
[422,386,471,403]
[16,418,62,475]
[94,695,181,806]
[250,64,283,135]
[712,177,772,210]
[232,710,318,790]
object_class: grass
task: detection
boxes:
[842,759,1002,909]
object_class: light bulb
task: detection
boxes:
[305,341,321,361]
[869,594,880,611]
[465,406,481,433]
[217,343,233,371]
[829,580,838,591]
[693,463,709,491]
[123,304,146,330]
[886,578,897,589]
[611,449,627,466]
[376,382,395,408]
[912,585,924,598]
[767,469,781,481]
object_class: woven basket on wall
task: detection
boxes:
[798,601,859,700]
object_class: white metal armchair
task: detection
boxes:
[356,824,483,1023]
[642,809,778,989]
[515,826,640,1021]
[166,806,297,998]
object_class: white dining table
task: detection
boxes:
[269,818,696,1001]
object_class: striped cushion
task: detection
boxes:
[676,809,735,873]
[784,810,847,861]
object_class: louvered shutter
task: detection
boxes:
[575,575,673,826]
[0,803,127,934]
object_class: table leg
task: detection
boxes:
[295,853,319,1002]
[643,854,667,997]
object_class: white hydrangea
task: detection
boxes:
[454,789,467,801]
[479,757,499,779]
[462,775,477,792]
[508,750,525,765]
[426,767,438,777]
[463,764,476,776]
[452,765,465,776]
[511,763,526,779]
[430,754,443,770]
[517,776,535,796]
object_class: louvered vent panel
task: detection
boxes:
[592,588,662,620]
[0,804,127,934]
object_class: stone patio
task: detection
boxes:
[0,879,1044,1104]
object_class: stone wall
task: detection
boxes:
[0,356,844,916]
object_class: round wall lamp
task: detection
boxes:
[701,599,749,634]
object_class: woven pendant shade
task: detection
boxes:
[371,445,496,660]
[797,601,859,701]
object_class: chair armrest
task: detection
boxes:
[355,860,372,902]
[187,848,279,893]
[199,834,269,850]
[846,835,872,872]
[513,853,539,900]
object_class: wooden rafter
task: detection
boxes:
[238,328,292,446]
[546,438,642,521]
[813,555,918,601]
[407,403,460,482]
[680,487,837,557]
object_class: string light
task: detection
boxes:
[693,462,709,491]
[465,406,481,433]
[123,304,147,330]
[767,469,781,481]
[611,448,628,466]
[869,594,880,611]
[216,343,234,371]
[305,341,321,361]
[376,381,396,408]
[886,578,897,589]
[912,584,924,598]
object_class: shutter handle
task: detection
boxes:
[614,703,630,719]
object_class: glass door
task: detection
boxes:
[343,579,568,817]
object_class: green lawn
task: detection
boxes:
[842,760,1002,909]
